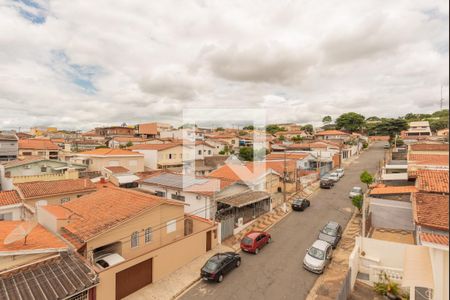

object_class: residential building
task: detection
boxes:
[18,139,60,160]
[71,148,145,173]
[274,130,311,141]
[415,169,449,194]
[137,122,173,138]
[436,128,449,137]
[204,139,230,154]
[0,190,23,220]
[108,136,150,149]
[0,132,18,162]
[407,153,449,172]
[38,187,218,300]
[409,143,449,155]
[14,178,97,210]
[204,134,239,150]
[103,166,140,188]
[64,140,105,152]
[315,130,351,141]
[159,128,205,140]
[129,143,193,170]
[95,126,135,137]
[30,126,58,136]
[406,121,432,137]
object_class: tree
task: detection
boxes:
[429,118,448,132]
[278,135,286,141]
[322,116,332,125]
[126,141,133,147]
[266,124,285,135]
[243,125,255,130]
[216,127,224,131]
[301,124,314,135]
[291,135,303,143]
[335,112,365,132]
[367,118,408,137]
[352,195,363,212]
[360,170,374,188]
[239,147,253,161]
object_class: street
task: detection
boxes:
[180,143,385,300]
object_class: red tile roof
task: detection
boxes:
[287,142,328,149]
[0,221,67,252]
[370,186,418,195]
[128,143,182,151]
[408,154,449,166]
[77,148,143,156]
[420,232,449,246]
[111,137,149,143]
[18,139,60,150]
[412,193,449,231]
[410,143,449,152]
[138,123,158,135]
[266,153,310,160]
[315,130,349,136]
[61,188,181,243]
[0,191,21,206]
[104,166,130,173]
[416,170,449,193]
[15,179,97,200]
[246,160,296,175]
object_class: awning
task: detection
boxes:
[402,245,434,289]
[217,191,270,208]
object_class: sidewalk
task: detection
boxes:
[125,244,234,300]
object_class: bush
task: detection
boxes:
[352,195,363,212]
[362,141,368,149]
[360,170,374,188]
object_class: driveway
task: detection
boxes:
[179,143,385,300]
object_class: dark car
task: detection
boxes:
[240,231,271,254]
[291,198,311,211]
[320,178,334,189]
[318,221,342,249]
[201,252,241,283]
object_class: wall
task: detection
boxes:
[0,204,22,220]
[369,198,414,231]
[24,190,94,212]
[77,155,144,173]
[360,237,407,269]
[132,149,158,169]
[12,170,79,184]
[429,247,449,300]
[95,220,217,300]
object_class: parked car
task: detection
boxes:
[201,252,241,282]
[303,240,333,274]
[384,143,390,149]
[349,186,363,198]
[95,253,125,269]
[328,172,340,182]
[335,168,345,178]
[291,198,311,211]
[240,231,271,254]
[320,178,334,189]
[318,221,342,248]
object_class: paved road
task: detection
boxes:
[180,143,385,300]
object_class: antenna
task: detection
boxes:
[3,221,38,245]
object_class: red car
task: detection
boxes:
[240,231,271,254]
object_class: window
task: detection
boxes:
[0,213,12,221]
[145,227,152,243]
[198,150,202,155]
[166,220,176,233]
[41,166,47,172]
[168,154,173,159]
[155,191,166,197]
[171,194,185,201]
[131,231,139,248]
[129,160,137,167]
[61,197,70,204]
[22,152,32,156]
[208,150,211,155]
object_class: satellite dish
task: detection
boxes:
[4,221,38,245]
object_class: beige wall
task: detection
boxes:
[12,170,79,184]
[0,253,59,272]
[18,149,60,160]
[73,155,144,173]
[23,190,94,211]
[95,218,217,300]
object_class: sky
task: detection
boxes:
[0,0,448,131]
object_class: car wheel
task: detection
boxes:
[236,259,241,268]
[217,274,224,283]
[255,248,259,254]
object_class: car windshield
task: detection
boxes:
[203,260,219,272]
[242,237,253,245]
[352,187,361,193]
[322,225,336,236]
[308,247,325,260]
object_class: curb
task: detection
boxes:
[172,277,202,300]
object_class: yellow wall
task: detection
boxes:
[73,155,145,173]
[12,170,79,184]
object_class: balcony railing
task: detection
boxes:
[369,265,403,283]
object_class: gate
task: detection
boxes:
[220,215,235,241]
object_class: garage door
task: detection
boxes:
[115,258,152,300]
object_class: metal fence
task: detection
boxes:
[336,268,352,300]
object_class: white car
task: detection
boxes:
[335,168,345,178]
[349,187,363,198]
[303,240,333,274]
[328,172,340,182]
[95,253,125,269]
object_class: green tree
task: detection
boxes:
[352,195,363,212]
[291,135,303,143]
[360,170,374,188]
[301,124,314,135]
[367,118,408,137]
[243,125,255,130]
[266,124,285,135]
[278,135,286,141]
[322,116,332,125]
[216,127,224,131]
[126,141,133,147]
[239,147,254,161]
[335,112,365,132]
[429,118,448,132]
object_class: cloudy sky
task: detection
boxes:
[0,0,448,130]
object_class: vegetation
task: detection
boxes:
[243,125,255,130]
[365,118,408,137]
[351,195,363,212]
[216,127,224,131]
[266,124,286,135]
[335,112,365,132]
[278,135,286,141]
[322,115,332,125]
[291,135,303,143]
[373,271,408,299]
[362,141,368,149]
[239,147,267,161]
[301,124,314,135]
[360,170,374,188]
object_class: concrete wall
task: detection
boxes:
[360,237,407,269]
[0,204,22,221]
[23,190,94,212]
[369,198,414,231]
[429,247,449,300]
[74,155,144,173]
[12,170,79,184]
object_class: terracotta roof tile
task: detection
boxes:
[104,166,130,173]
[0,221,67,252]
[112,137,149,142]
[420,232,449,246]
[18,139,60,150]
[412,193,449,231]
[77,148,143,156]
[128,143,182,151]
[410,143,449,152]
[61,188,179,242]
[370,186,418,195]
[315,130,350,136]
[416,170,449,193]
[15,179,97,200]
[0,191,21,206]
[408,154,449,166]
[266,153,310,160]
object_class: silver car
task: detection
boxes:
[328,172,340,182]
[349,186,363,198]
[336,168,345,178]
[303,240,333,274]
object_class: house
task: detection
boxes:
[436,128,449,137]
[103,166,140,188]
[0,132,18,162]
[315,130,351,141]
[407,153,449,172]
[159,128,205,141]
[204,134,239,150]
[129,143,193,170]
[137,122,173,138]
[138,172,224,219]
[274,130,311,141]
[64,140,106,152]
[415,169,449,194]
[18,139,60,160]
[0,190,23,221]
[14,178,97,210]
[409,143,449,155]
[0,221,98,299]
[95,126,135,137]
[369,185,418,201]
[108,136,150,149]
[276,123,302,131]
[71,148,145,173]
[15,132,33,139]
[204,138,230,154]
[38,187,218,300]
[406,121,432,137]
[30,126,58,136]
[81,130,107,142]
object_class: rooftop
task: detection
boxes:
[18,139,59,150]
[128,143,182,151]
[104,166,130,174]
[416,169,449,193]
[370,185,418,195]
[216,190,270,208]
[265,153,311,160]
[370,228,415,245]
[77,148,143,156]
[15,178,96,200]
[408,153,449,166]
[315,130,349,136]
[420,232,449,246]
[0,191,21,207]
[412,193,449,231]
[410,143,449,152]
